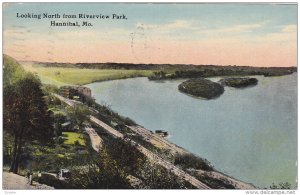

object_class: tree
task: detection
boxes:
[68,148,131,189]
[3,54,25,86]
[136,161,188,189]
[105,138,146,175]
[66,104,90,128]
[3,73,54,173]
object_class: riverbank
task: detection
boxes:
[20,61,296,87]
[55,93,255,189]
[127,125,256,189]
[21,62,154,86]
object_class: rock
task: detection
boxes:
[178,78,224,99]
[219,78,258,88]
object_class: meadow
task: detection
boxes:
[21,62,154,86]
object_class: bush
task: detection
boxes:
[174,153,213,171]
[68,149,132,189]
[104,138,146,175]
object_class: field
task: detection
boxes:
[62,132,85,146]
[21,62,154,86]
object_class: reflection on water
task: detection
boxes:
[85,73,297,188]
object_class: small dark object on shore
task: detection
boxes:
[155,130,168,137]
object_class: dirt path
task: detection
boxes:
[84,125,103,152]
[3,172,54,190]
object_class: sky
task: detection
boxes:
[3,3,298,67]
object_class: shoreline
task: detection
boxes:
[127,125,256,189]
[20,61,296,87]
[82,72,296,87]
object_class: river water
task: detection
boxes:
[85,73,297,188]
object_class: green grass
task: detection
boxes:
[57,154,65,158]
[62,132,85,146]
[21,62,154,86]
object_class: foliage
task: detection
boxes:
[25,134,91,172]
[3,72,54,173]
[68,148,131,189]
[42,84,60,95]
[3,54,26,86]
[104,137,146,175]
[62,132,85,146]
[270,182,291,189]
[191,171,235,189]
[66,104,91,127]
[174,153,213,171]
[52,112,66,136]
[178,78,224,99]
[148,71,167,80]
[219,77,258,88]
[22,63,154,86]
[136,162,191,189]
[3,132,14,165]
[148,67,295,81]
[93,102,136,126]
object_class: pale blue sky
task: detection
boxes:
[3,3,298,66]
[3,3,297,33]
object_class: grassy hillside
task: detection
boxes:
[21,62,154,86]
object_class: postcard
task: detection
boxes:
[2,2,297,191]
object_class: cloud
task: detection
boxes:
[215,23,264,33]
[254,24,297,44]
[281,24,297,33]
[136,20,196,31]
[198,21,266,35]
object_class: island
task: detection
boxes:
[178,78,224,99]
[219,78,258,88]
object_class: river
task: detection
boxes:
[85,73,297,188]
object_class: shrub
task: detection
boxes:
[174,153,213,171]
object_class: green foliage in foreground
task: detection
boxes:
[68,148,132,189]
[22,63,154,86]
[3,54,26,86]
[3,55,54,173]
[62,132,85,146]
[66,104,91,127]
